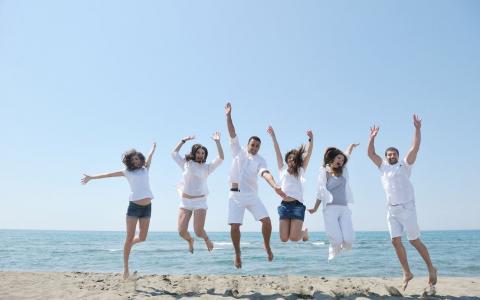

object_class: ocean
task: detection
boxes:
[1,230,479,277]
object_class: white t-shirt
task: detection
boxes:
[279,166,305,202]
[379,158,415,205]
[123,167,154,201]
[172,151,223,196]
[229,136,268,195]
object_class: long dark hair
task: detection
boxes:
[122,149,146,171]
[285,145,306,177]
[323,147,348,176]
[185,144,208,163]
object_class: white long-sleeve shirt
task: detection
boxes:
[172,151,223,196]
[229,136,268,195]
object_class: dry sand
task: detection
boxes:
[0,272,479,299]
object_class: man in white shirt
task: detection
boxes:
[225,102,286,269]
[368,115,437,292]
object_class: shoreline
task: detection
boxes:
[1,272,479,299]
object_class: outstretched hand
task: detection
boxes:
[413,114,422,129]
[306,130,313,140]
[267,125,275,136]
[225,102,232,116]
[81,174,91,185]
[182,135,196,142]
[350,143,360,148]
[212,132,221,141]
[370,125,380,139]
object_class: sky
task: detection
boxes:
[1,0,479,232]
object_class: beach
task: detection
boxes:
[1,272,479,299]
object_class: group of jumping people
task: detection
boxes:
[81,102,437,292]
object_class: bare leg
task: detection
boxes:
[260,217,273,262]
[302,228,309,242]
[123,217,138,279]
[230,224,242,268]
[132,217,150,245]
[409,238,437,286]
[279,219,290,242]
[178,208,194,253]
[392,237,414,290]
[288,219,304,242]
[193,209,213,251]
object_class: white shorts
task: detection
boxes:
[179,197,208,211]
[228,192,269,224]
[387,201,420,240]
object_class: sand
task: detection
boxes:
[0,272,479,299]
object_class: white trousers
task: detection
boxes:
[323,205,355,260]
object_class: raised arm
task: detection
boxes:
[405,114,422,165]
[261,171,287,198]
[345,143,360,157]
[267,126,283,170]
[303,130,314,170]
[171,135,195,168]
[172,135,195,153]
[225,102,236,138]
[367,125,382,168]
[81,171,124,185]
[212,131,224,160]
[145,142,157,169]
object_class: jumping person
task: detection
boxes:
[267,126,313,242]
[367,115,437,292]
[171,133,224,253]
[81,143,156,279]
[309,144,359,260]
[225,102,286,268]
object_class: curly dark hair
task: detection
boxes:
[285,145,306,177]
[122,149,146,171]
[323,147,348,176]
[185,144,208,163]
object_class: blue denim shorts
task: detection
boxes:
[126,201,151,218]
[278,200,306,221]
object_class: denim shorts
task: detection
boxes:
[126,201,152,218]
[278,200,306,221]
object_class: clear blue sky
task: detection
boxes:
[1,0,479,232]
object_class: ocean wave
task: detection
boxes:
[213,242,251,246]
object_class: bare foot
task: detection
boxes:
[205,238,214,251]
[428,267,437,286]
[188,238,194,254]
[234,253,242,269]
[266,247,274,262]
[123,270,129,280]
[302,228,309,242]
[402,272,414,291]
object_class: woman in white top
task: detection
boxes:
[172,133,224,253]
[81,143,156,279]
[308,144,358,260]
[267,126,313,242]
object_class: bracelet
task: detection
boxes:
[308,138,312,142]
[181,139,186,143]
